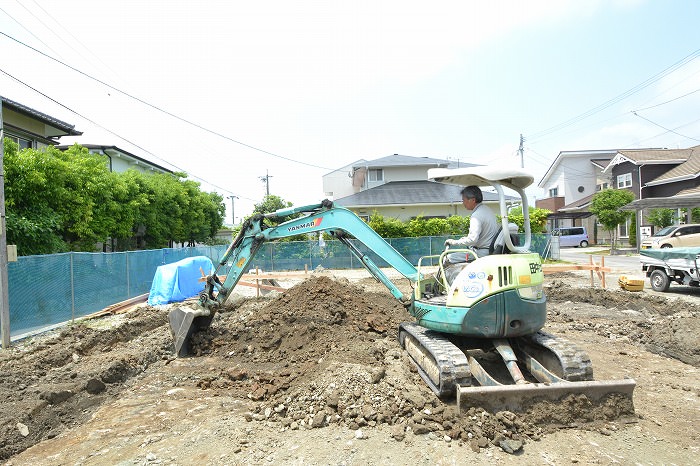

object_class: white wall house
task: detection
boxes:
[538,149,617,207]
[1,96,82,148]
[327,154,507,221]
[57,144,173,175]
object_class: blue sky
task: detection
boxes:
[2,1,700,222]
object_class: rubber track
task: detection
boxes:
[519,331,594,381]
[398,322,471,398]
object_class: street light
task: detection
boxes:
[227,195,239,225]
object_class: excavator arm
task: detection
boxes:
[170,200,420,356]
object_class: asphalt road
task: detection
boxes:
[555,246,643,275]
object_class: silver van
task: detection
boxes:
[551,227,589,248]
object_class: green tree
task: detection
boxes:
[367,212,408,238]
[249,195,308,241]
[589,189,634,252]
[252,195,294,224]
[4,142,121,252]
[505,207,551,234]
[3,140,225,253]
[629,211,637,247]
[647,208,675,228]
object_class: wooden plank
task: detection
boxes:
[543,264,612,274]
[236,281,287,292]
[198,272,308,282]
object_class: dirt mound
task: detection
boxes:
[546,277,700,314]
[0,307,171,461]
[3,274,698,462]
[186,276,633,453]
[545,280,700,366]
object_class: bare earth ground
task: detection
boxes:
[1,266,699,465]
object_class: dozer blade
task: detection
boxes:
[168,306,214,357]
[456,378,636,413]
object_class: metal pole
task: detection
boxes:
[126,251,130,297]
[228,195,238,225]
[70,253,75,323]
[0,99,9,348]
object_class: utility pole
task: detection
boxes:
[227,195,238,225]
[518,134,525,168]
[0,99,10,349]
[259,170,272,196]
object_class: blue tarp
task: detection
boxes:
[147,256,215,305]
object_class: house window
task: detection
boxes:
[596,182,609,191]
[548,187,558,197]
[619,219,629,238]
[6,135,32,150]
[368,169,383,182]
[616,173,632,188]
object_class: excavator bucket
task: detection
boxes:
[456,378,636,413]
[168,306,215,357]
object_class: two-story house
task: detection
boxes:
[325,154,508,221]
[537,149,620,241]
[57,144,173,175]
[603,146,700,244]
[1,96,82,147]
[539,145,700,246]
[2,97,171,176]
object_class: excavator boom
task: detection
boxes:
[169,201,419,356]
[167,166,635,416]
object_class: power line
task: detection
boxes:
[0,5,61,57]
[632,87,700,113]
[632,112,700,143]
[527,48,700,141]
[0,67,257,202]
[0,31,334,171]
[26,0,123,81]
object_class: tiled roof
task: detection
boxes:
[674,185,700,197]
[590,157,612,169]
[645,147,700,186]
[333,180,502,207]
[617,146,696,163]
[558,193,595,211]
[1,96,82,136]
[56,144,173,173]
[356,154,472,169]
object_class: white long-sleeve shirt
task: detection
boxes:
[452,203,499,251]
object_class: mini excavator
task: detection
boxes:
[168,166,635,412]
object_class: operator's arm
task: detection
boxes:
[448,217,482,247]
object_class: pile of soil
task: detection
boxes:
[1,272,699,464]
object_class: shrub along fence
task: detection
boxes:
[4,234,550,339]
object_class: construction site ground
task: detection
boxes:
[1,266,699,465]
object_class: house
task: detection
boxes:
[2,97,170,176]
[56,144,173,175]
[536,149,621,242]
[604,146,700,244]
[538,145,700,246]
[1,96,82,147]
[327,154,507,221]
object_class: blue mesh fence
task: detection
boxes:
[5,234,551,338]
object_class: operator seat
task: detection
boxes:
[489,222,520,255]
[441,223,520,287]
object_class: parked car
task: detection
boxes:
[551,227,589,248]
[640,224,700,249]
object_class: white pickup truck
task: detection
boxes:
[639,247,700,292]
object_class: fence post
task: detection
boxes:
[70,253,75,323]
[126,251,130,298]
